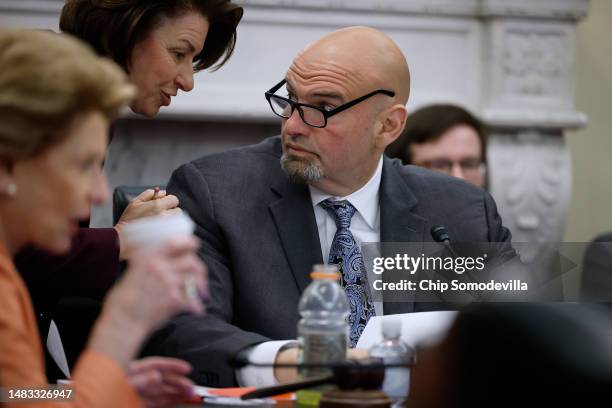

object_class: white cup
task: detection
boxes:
[122,212,199,301]
[121,212,195,255]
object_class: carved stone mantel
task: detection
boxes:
[0,1,590,265]
[479,9,586,247]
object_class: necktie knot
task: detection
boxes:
[320,199,356,229]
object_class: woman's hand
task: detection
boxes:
[111,234,208,328]
[114,188,181,260]
[128,357,196,408]
[88,235,208,368]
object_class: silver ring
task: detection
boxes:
[183,277,199,302]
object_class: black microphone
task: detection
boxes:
[430,225,481,299]
[430,225,459,258]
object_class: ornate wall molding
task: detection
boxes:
[161,10,483,121]
[0,0,589,20]
[0,0,589,125]
[479,0,589,20]
[236,0,589,20]
[236,0,480,16]
[488,130,572,244]
[482,24,587,128]
[487,129,572,295]
[502,31,568,99]
[482,18,584,130]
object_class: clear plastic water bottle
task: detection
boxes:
[298,264,350,379]
[369,318,416,405]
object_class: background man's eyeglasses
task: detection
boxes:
[265,79,395,128]
[416,159,486,176]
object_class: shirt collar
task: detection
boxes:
[309,156,383,229]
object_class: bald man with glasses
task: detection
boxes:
[144,26,514,388]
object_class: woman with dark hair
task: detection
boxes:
[0,28,207,408]
[60,0,242,117]
[15,0,243,384]
[56,0,243,249]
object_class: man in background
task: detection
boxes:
[386,104,487,188]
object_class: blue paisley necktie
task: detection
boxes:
[320,199,376,347]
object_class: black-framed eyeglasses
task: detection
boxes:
[416,159,486,176]
[264,79,395,128]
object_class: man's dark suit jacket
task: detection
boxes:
[143,136,513,387]
[581,232,612,303]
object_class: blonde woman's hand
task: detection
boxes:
[128,357,196,408]
[113,235,207,327]
[89,235,207,368]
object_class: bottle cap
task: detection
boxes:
[310,264,340,280]
[310,271,340,280]
[381,317,402,339]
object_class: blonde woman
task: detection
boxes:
[0,29,206,408]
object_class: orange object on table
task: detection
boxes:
[209,387,294,401]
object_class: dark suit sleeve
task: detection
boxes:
[141,163,270,387]
[16,227,120,304]
[581,234,612,302]
[483,191,512,243]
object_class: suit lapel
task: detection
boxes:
[269,179,323,294]
[380,157,428,314]
[267,157,428,311]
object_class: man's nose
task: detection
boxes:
[451,163,466,180]
[283,107,309,135]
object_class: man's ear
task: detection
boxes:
[375,104,408,149]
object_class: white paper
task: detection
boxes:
[46,319,71,379]
[193,387,278,406]
[356,311,459,349]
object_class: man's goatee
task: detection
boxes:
[280,153,323,184]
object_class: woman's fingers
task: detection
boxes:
[152,194,179,211]
[129,357,192,376]
[133,188,156,202]
[158,235,199,256]
[142,237,207,316]
[128,358,196,408]
[159,373,195,394]
[119,190,179,225]
[164,206,183,215]
[129,367,162,391]
[112,234,207,336]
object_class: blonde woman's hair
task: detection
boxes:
[0,29,134,161]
